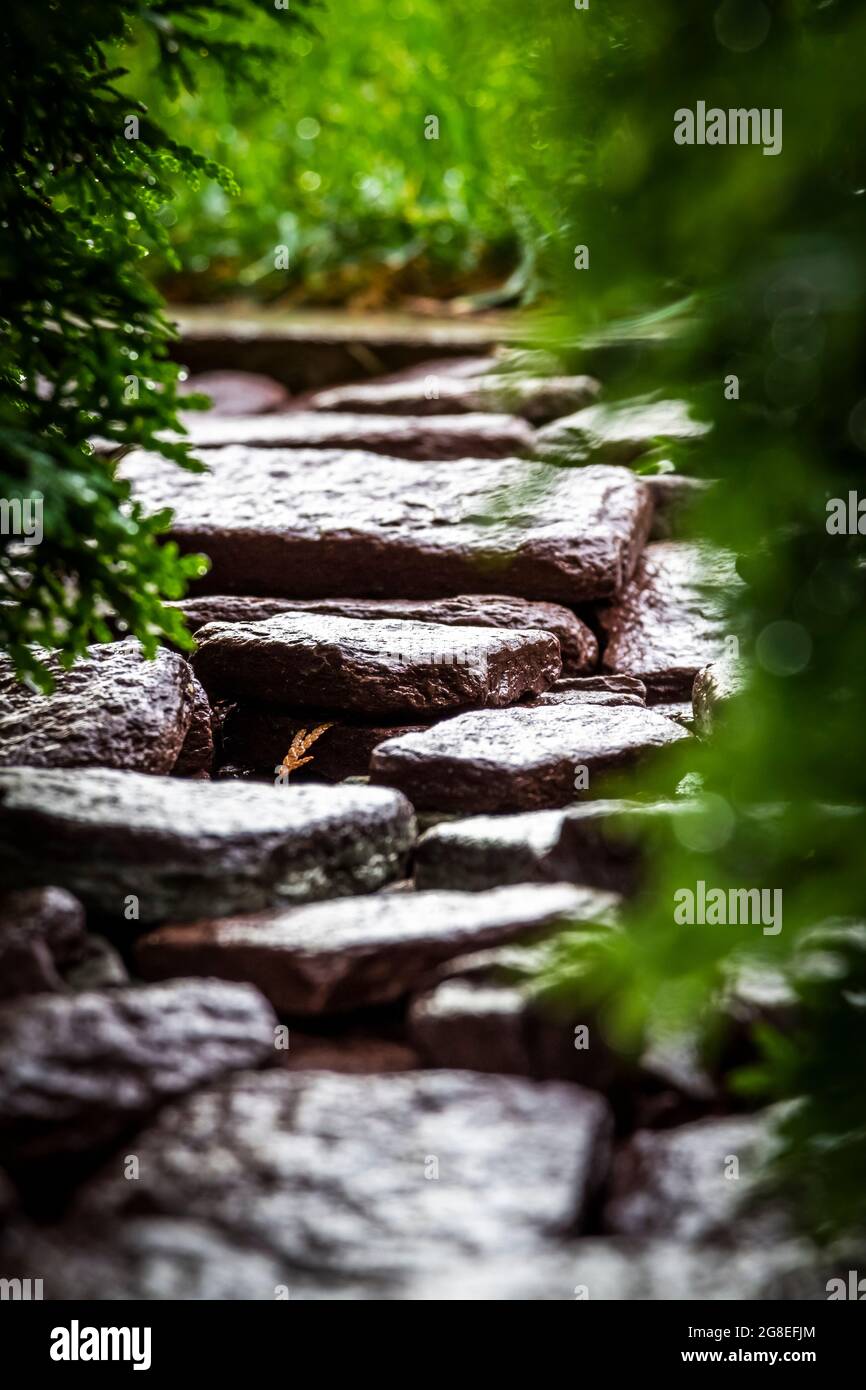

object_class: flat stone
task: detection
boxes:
[370,704,691,814]
[0,767,415,921]
[550,675,646,698]
[548,798,694,895]
[175,594,598,676]
[179,370,290,415]
[651,700,695,729]
[0,642,198,775]
[308,374,600,423]
[599,542,743,701]
[0,1216,293,1301]
[0,979,277,1162]
[534,396,710,464]
[172,306,512,392]
[219,709,426,780]
[135,883,592,1014]
[171,673,214,776]
[415,810,572,891]
[174,411,535,459]
[526,689,645,708]
[692,658,746,736]
[72,1069,613,1290]
[603,1112,785,1241]
[192,614,561,717]
[121,451,652,604]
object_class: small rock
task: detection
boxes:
[192,613,561,717]
[0,642,197,775]
[72,1069,614,1291]
[371,704,691,814]
[121,451,652,604]
[599,542,743,701]
[535,396,710,464]
[135,883,594,1014]
[415,809,572,891]
[0,767,415,921]
[0,887,87,1000]
[308,374,600,423]
[171,674,214,777]
[0,979,277,1162]
[174,594,599,677]
[179,370,290,415]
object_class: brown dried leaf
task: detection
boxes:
[280,722,335,779]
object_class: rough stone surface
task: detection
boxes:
[526,689,645,708]
[548,799,693,895]
[415,810,573,891]
[371,704,691,813]
[603,1113,784,1242]
[73,1069,613,1291]
[308,373,600,423]
[175,594,599,676]
[179,370,290,415]
[549,674,646,698]
[534,396,710,464]
[0,979,277,1162]
[219,708,426,780]
[192,613,561,717]
[175,410,535,459]
[599,542,743,701]
[0,767,415,921]
[135,883,592,1014]
[171,673,214,777]
[692,659,746,737]
[651,700,695,729]
[0,642,197,775]
[0,1217,293,1301]
[121,450,653,604]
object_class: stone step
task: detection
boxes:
[135,882,598,1015]
[0,642,209,777]
[371,705,691,814]
[69,1069,613,1294]
[192,612,560,719]
[173,593,598,677]
[0,767,414,922]
[307,373,599,423]
[120,450,653,603]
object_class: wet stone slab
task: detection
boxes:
[174,410,535,459]
[174,593,599,677]
[0,642,199,775]
[72,1069,613,1293]
[192,613,561,718]
[370,704,691,814]
[0,979,277,1163]
[0,767,415,921]
[121,450,652,604]
[135,883,591,1015]
[179,370,291,415]
[307,373,600,423]
[598,542,744,701]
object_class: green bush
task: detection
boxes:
[504,0,866,1242]
[0,1,313,688]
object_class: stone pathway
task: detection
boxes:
[0,337,823,1300]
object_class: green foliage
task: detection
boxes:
[124,0,534,303]
[500,0,866,1240]
[0,1,313,688]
